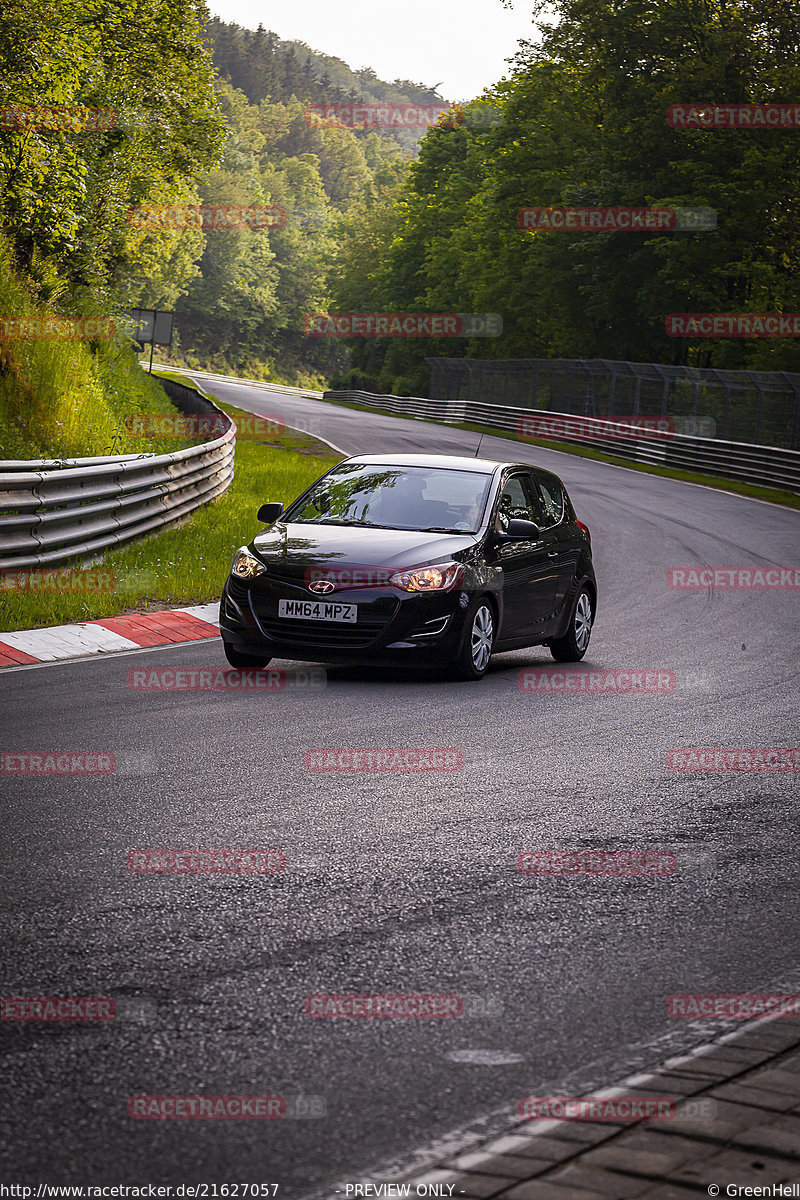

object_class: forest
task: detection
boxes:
[1,0,798,411]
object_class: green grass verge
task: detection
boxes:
[1,395,342,632]
[0,232,201,460]
[318,396,799,510]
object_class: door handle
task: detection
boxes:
[547,550,559,558]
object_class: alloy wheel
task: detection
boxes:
[471,604,494,671]
[574,591,592,651]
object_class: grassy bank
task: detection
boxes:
[0,233,196,460]
[1,396,341,631]
[144,345,331,393]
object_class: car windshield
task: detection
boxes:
[286,464,493,533]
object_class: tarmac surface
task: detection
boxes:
[1,375,798,1193]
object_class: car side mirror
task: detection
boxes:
[257,502,284,524]
[503,518,541,539]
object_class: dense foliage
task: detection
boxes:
[159,80,409,382]
[0,0,224,300]
[2,0,798,419]
[0,0,226,454]
[330,0,800,395]
[208,17,445,143]
[0,4,424,405]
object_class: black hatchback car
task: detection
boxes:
[220,453,596,680]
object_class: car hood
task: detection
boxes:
[251,522,478,569]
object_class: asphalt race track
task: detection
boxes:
[1,375,799,1193]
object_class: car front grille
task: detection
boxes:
[254,596,399,649]
[227,575,254,605]
[229,570,401,649]
[255,618,386,648]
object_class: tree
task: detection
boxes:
[0,0,225,300]
[333,0,800,387]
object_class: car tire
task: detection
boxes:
[549,587,593,662]
[449,598,495,681]
[223,641,272,669]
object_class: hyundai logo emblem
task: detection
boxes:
[309,579,336,594]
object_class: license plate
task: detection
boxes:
[278,599,357,623]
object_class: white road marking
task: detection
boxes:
[445,1049,525,1065]
[0,623,140,660]
[175,602,220,625]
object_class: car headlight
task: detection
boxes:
[231,549,266,580]
[390,562,463,592]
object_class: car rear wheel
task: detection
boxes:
[223,641,272,670]
[549,588,593,662]
[450,599,495,681]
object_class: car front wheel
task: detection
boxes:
[549,588,593,662]
[223,641,272,669]
[450,599,495,681]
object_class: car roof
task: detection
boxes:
[340,452,520,476]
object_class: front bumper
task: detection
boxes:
[219,572,472,665]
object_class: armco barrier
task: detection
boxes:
[426,356,800,451]
[321,390,800,493]
[0,377,234,570]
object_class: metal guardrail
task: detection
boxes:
[149,363,325,401]
[0,377,235,570]
[425,356,800,451]
[322,389,800,494]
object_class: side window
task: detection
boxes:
[495,473,539,531]
[535,476,565,527]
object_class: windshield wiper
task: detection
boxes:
[421,526,470,533]
[323,519,392,527]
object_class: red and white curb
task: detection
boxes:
[0,603,220,668]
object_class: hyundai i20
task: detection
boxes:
[220,453,596,681]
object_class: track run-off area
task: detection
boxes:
[1,370,798,1192]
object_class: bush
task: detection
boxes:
[0,233,188,460]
